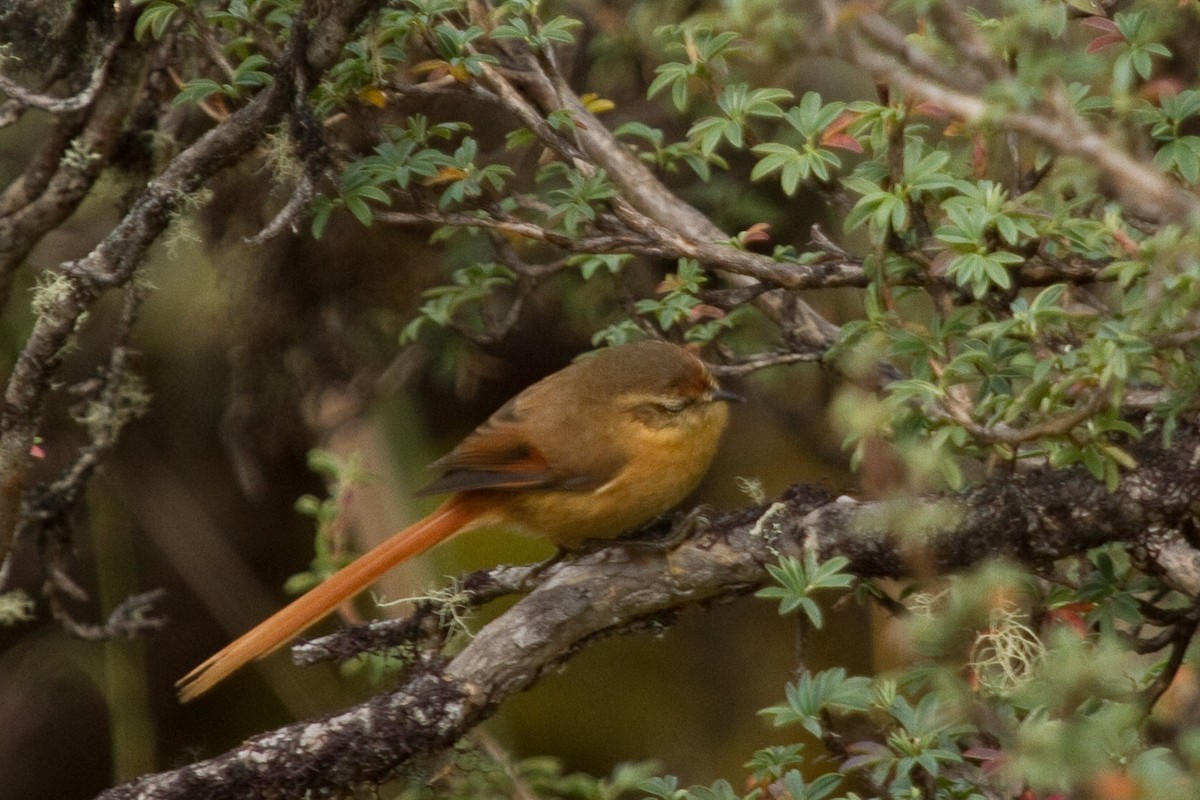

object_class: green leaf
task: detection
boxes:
[231,53,272,89]
[648,62,692,111]
[568,253,630,279]
[134,0,179,41]
[756,551,853,625]
[173,79,225,106]
[638,776,681,800]
[1155,136,1200,184]
[783,92,846,138]
[744,744,807,783]
[760,667,873,737]
[344,194,374,226]
[310,196,335,239]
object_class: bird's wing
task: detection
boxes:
[417,387,628,496]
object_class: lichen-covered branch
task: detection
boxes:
[99,427,1200,799]
[0,15,143,302]
[821,0,1200,224]
[0,0,387,563]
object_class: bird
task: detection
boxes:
[176,339,738,701]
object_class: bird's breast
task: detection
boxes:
[490,403,727,548]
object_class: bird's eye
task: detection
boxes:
[657,397,688,413]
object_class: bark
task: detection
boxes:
[99,428,1200,799]
[0,0,387,558]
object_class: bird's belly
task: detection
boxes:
[494,438,716,547]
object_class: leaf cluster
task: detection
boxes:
[141,2,1200,797]
[645,552,1200,800]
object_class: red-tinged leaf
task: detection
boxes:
[744,775,769,795]
[839,755,880,772]
[1020,789,1069,800]
[841,740,891,772]
[688,303,726,322]
[29,444,45,459]
[1053,601,1097,615]
[822,109,862,138]
[914,100,948,118]
[964,747,1008,771]
[821,109,865,152]
[1087,33,1125,53]
[739,222,772,246]
[422,166,469,186]
[1141,77,1189,102]
[823,132,863,153]
[930,249,956,277]
[1155,663,1199,722]
[1047,602,1094,636]
[943,120,968,138]
[1080,16,1119,34]
[1090,769,1137,800]
[1112,227,1140,255]
[848,739,890,753]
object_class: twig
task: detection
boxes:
[827,4,1200,224]
[708,350,824,376]
[1143,617,1200,709]
[245,173,316,244]
[20,284,147,531]
[0,25,125,117]
[929,388,1109,447]
[0,0,386,561]
[50,589,167,642]
[102,426,1200,798]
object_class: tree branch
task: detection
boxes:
[0,20,123,117]
[0,13,142,302]
[100,426,1200,799]
[825,2,1200,224]
[0,0,389,563]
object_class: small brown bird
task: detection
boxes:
[177,340,737,701]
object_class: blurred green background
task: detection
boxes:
[0,2,880,797]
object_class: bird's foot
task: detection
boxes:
[616,505,713,553]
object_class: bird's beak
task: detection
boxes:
[712,389,745,404]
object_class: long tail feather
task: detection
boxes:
[176,495,483,702]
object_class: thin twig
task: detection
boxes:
[245,173,316,245]
[709,350,824,377]
[50,588,167,642]
[0,26,125,117]
[828,5,1200,224]
[929,389,1109,447]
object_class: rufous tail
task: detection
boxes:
[176,495,484,702]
